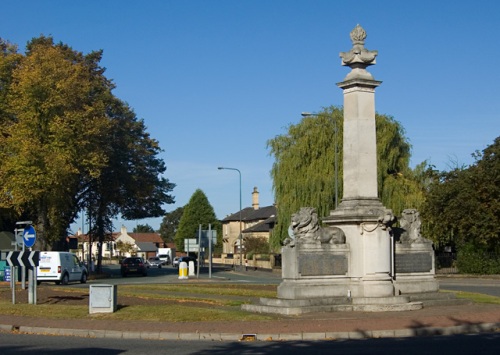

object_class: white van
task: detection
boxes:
[37,251,88,285]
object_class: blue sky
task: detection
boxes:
[2,1,499,233]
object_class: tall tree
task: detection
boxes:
[175,189,219,251]
[159,206,185,243]
[0,36,112,248]
[133,224,155,233]
[84,98,175,271]
[422,136,500,250]
[0,36,176,256]
[267,106,417,249]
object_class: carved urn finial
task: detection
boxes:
[339,24,378,81]
[350,24,367,45]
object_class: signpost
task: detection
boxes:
[6,250,40,304]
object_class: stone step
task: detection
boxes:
[402,292,471,307]
[241,301,423,316]
[259,297,350,307]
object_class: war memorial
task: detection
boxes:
[243,25,442,315]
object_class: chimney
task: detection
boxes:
[252,187,259,210]
[121,225,127,235]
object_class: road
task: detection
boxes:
[82,265,500,299]
[437,277,500,298]
[77,263,282,287]
[1,331,500,354]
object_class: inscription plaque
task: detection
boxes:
[299,254,348,276]
[395,252,432,273]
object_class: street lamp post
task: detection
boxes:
[218,166,243,267]
[301,112,339,208]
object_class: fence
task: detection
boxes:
[435,253,458,274]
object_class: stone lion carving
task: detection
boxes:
[284,207,345,246]
[399,209,426,244]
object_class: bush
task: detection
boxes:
[456,243,500,274]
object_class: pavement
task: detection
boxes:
[1,271,500,341]
[1,301,500,341]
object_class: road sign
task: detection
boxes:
[28,251,40,267]
[23,226,36,248]
[184,238,200,252]
[199,230,217,247]
[6,251,20,267]
[5,251,39,268]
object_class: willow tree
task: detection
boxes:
[267,106,420,249]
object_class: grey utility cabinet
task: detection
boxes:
[89,284,117,314]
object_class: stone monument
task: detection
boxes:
[243,25,441,315]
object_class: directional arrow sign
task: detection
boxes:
[17,252,25,267]
[29,251,40,267]
[23,226,36,248]
[6,251,20,267]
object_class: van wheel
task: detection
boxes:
[61,273,69,285]
[80,273,87,284]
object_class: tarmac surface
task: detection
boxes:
[1,271,500,341]
[1,302,500,341]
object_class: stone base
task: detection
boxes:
[394,276,439,295]
[277,277,395,299]
[277,279,351,299]
[242,296,423,315]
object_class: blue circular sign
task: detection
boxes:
[23,225,36,248]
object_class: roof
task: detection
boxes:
[128,233,163,243]
[222,205,276,223]
[72,233,118,242]
[135,242,158,252]
[242,216,276,233]
[0,231,15,250]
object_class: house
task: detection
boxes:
[74,225,167,263]
[221,187,276,259]
[113,226,167,260]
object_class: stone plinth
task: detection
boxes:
[278,242,350,299]
[393,241,439,294]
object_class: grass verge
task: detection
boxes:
[0,283,276,322]
[442,290,500,304]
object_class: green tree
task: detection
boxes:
[115,240,134,257]
[267,106,418,249]
[0,36,112,248]
[175,189,219,251]
[0,36,175,257]
[244,237,270,259]
[159,206,185,243]
[83,98,175,271]
[133,224,155,233]
[422,136,500,251]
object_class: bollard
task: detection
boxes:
[188,261,196,276]
[178,261,188,279]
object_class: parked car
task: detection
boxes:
[146,257,163,269]
[176,256,197,272]
[172,256,180,268]
[157,254,171,265]
[37,251,88,285]
[121,257,147,277]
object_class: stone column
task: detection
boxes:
[324,25,394,297]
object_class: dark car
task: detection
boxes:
[176,256,197,272]
[121,257,148,277]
